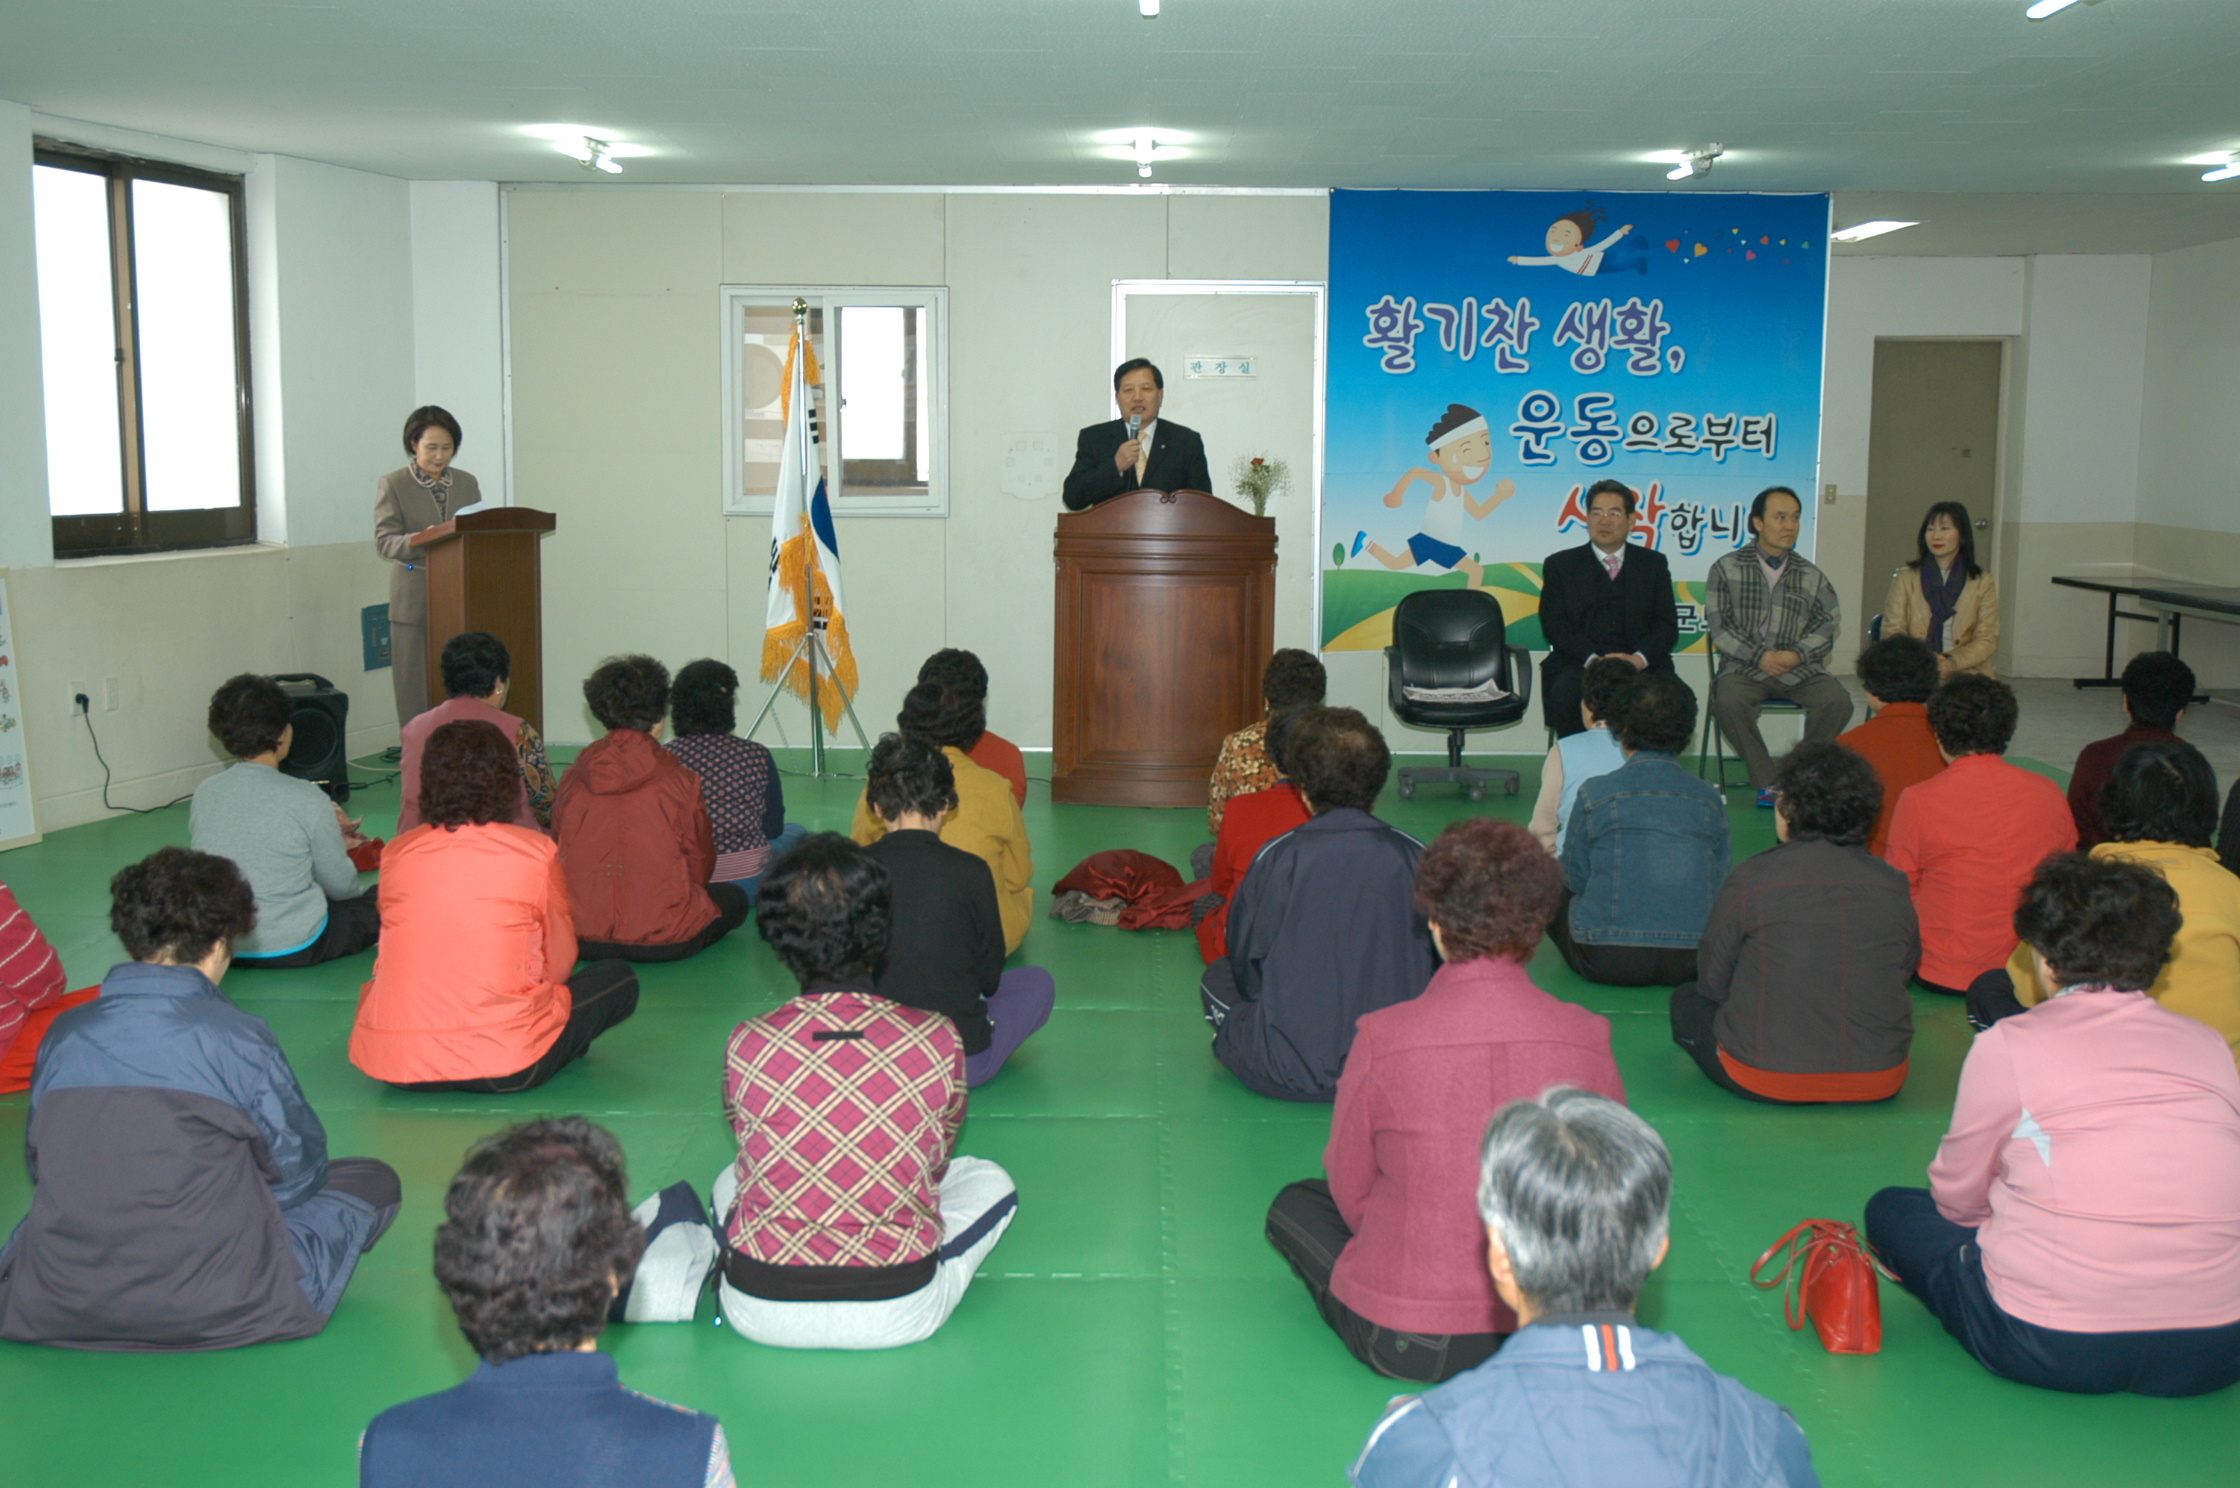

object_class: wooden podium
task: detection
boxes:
[420,507,557,734]
[1051,489,1276,807]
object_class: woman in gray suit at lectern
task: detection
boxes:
[374,406,482,726]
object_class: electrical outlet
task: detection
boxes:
[103,677,121,713]
[68,680,90,715]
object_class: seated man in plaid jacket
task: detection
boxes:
[713,833,1017,1351]
[1705,485,1853,801]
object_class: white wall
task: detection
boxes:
[2135,232,2240,686]
[2139,234,2240,536]
[506,187,1343,749]
[0,101,51,572]
[2000,254,2154,678]
[411,180,508,502]
[1816,256,2026,669]
[1815,252,2158,680]
[0,103,420,834]
[262,155,416,550]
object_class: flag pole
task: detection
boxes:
[745,632,812,743]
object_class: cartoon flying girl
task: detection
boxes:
[1507,206,1647,276]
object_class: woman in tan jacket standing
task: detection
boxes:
[1883,501,1999,677]
[374,407,482,724]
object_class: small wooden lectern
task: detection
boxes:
[419,507,558,734]
[1051,488,1276,807]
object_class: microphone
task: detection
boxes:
[1126,413,1143,439]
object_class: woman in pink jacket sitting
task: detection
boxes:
[1867,852,2240,1396]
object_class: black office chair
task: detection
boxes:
[1384,588,1534,800]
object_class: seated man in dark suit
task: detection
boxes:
[1538,480,1678,738]
[1062,358,1213,509]
[1200,707,1439,1102]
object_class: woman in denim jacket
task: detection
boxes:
[1552,671,1730,986]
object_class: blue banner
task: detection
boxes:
[1323,188,1829,651]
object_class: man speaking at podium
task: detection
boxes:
[1062,358,1214,510]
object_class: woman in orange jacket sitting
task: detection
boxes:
[351,721,638,1093]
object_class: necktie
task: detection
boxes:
[1135,428,1150,486]
[1604,552,1621,580]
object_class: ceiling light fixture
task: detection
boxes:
[1831,220,1920,243]
[2024,0,2099,19]
[572,137,624,175]
[1139,0,1160,15]
[2206,158,2240,183]
[1665,144,1723,182]
[1133,132,1161,178]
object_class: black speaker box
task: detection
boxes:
[274,672,351,803]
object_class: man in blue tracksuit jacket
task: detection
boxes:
[1349,1088,1821,1488]
[1198,708,1438,1102]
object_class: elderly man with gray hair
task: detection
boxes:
[1348,1088,1822,1488]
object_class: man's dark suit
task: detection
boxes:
[1062,419,1214,510]
[1538,541,1680,737]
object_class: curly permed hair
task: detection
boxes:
[896,680,986,753]
[1288,707,1390,814]
[583,654,670,733]
[2013,852,2182,994]
[1771,741,1881,848]
[1926,673,2016,758]
[755,833,892,988]
[433,1117,643,1362]
[419,720,522,829]
[207,673,293,760]
[110,846,257,964]
[1415,817,1563,963]
[669,659,740,737]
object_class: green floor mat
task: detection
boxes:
[2,747,2234,1486]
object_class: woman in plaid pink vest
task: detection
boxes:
[713,834,1017,1349]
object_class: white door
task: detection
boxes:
[1118,287,1322,651]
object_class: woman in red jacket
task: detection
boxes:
[556,655,752,961]
[352,721,638,1092]
[1265,817,1625,1382]
[1196,706,1313,963]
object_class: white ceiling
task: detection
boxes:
[7,1,2240,249]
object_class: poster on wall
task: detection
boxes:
[0,574,39,850]
[1323,188,1830,653]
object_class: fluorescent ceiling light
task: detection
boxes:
[2024,0,2095,18]
[2207,159,2240,183]
[1664,143,1723,181]
[1140,0,1160,15]
[1093,126,1191,177]
[1831,220,1920,242]
[521,122,655,171]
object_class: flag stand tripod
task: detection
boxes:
[747,626,872,779]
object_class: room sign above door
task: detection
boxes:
[1184,354,1259,378]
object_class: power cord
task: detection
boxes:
[346,751,401,789]
[75,695,194,815]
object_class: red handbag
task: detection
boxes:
[1749,1219,1884,1354]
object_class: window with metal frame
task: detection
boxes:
[721,286,946,517]
[33,143,256,557]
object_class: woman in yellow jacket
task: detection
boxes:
[854,680,1034,953]
[1883,501,1999,678]
[1983,738,2240,1063]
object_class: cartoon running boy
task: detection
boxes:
[1349,403,1515,590]
[1508,205,1646,276]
